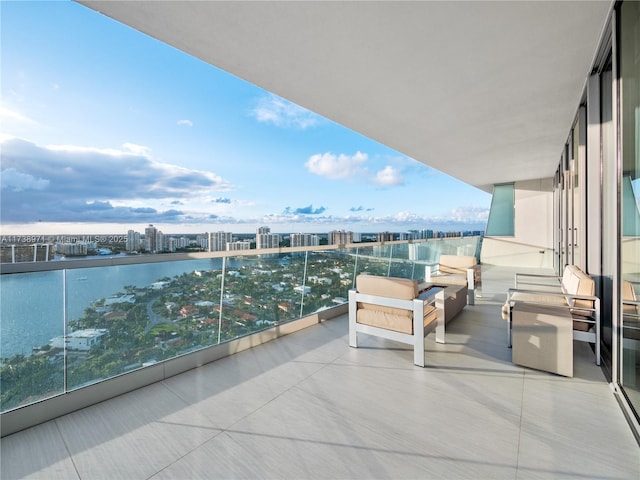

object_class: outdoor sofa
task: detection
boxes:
[424,254,480,305]
[502,264,600,376]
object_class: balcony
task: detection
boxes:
[1,238,482,417]
[1,241,639,478]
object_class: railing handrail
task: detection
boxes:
[0,237,482,274]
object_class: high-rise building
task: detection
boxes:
[290,233,320,247]
[177,236,189,249]
[256,227,280,249]
[328,230,353,245]
[195,234,208,250]
[227,241,251,251]
[144,224,157,252]
[376,231,395,242]
[208,231,233,252]
[166,237,177,253]
[155,230,165,253]
[55,242,88,256]
[126,229,141,252]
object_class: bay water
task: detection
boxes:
[0,258,247,359]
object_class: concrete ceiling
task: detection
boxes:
[79,1,612,192]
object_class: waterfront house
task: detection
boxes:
[50,329,108,352]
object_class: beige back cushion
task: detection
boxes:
[561,265,595,313]
[561,265,574,290]
[622,280,638,314]
[439,255,476,274]
[356,275,418,321]
[356,275,418,299]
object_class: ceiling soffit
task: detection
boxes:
[79,1,612,191]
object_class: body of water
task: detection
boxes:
[0,257,257,359]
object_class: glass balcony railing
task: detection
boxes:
[0,236,481,414]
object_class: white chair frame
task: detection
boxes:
[348,288,438,367]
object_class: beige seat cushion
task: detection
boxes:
[504,291,570,323]
[571,315,592,332]
[430,274,468,286]
[356,303,437,334]
[509,291,568,307]
[355,275,436,334]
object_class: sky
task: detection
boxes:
[0,0,491,236]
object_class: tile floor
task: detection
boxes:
[1,266,639,479]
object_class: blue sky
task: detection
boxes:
[0,0,490,235]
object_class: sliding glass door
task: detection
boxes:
[619,0,640,419]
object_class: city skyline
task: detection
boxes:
[1,1,491,236]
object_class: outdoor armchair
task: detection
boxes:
[348,274,439,367]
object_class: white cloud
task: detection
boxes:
[392,211,420,222]
[177,119,193,127]
[305,151,368,179]
[449,206,489,222]
[0,106,38,126]
[340,208,488,230]
[251,94,321,129]
[122,142,152,157]
[0,168,50,192]
[0,137,235,224]
[45,142,152,158]
[373,165,404,186]
[306,152,405,186]
[45,143,129,157]
[250,205,488,232]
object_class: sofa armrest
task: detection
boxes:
[622,307,640,341]
[424,263,438,281]
[508,288,599,311]
[623,299,640,317]
[426,264,479,305]
[425,262,473,278]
